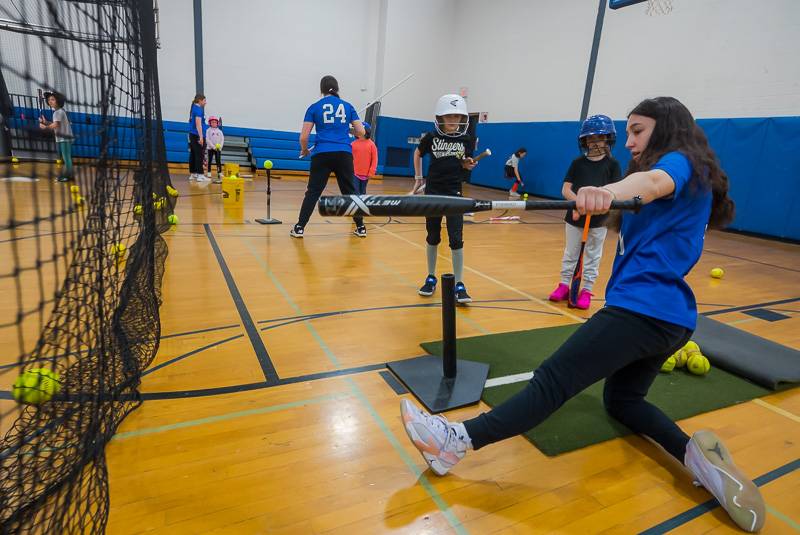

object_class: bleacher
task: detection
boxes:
[10,106,319,173]
[9,107,142,160]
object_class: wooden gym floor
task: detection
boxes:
[2,166,799,534]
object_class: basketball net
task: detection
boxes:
[646,0,672,16]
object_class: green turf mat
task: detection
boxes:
[420,324,775,456]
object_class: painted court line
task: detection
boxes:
[373,258,491,335]
[485,372,534,388]
[204,224,279,383]
[639,458,800,534]
[767,505,800,532]
[113,392,347,441]
[377,225,586,323]
[243,236,468,535]
[752,398,800,424]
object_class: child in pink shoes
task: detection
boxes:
[549,115,621,309]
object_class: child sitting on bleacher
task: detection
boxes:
[205,116,224,181]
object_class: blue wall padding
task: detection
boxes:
[374,115,800,240]
[373,116,431,176]
[11,102,798,239]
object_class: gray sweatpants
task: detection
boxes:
[559,222,608,292]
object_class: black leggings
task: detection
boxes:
[296,151,363,227]
[189,134,204,174]
[207,149,221,172]
[464,306,693,461]
[425,186,463,250]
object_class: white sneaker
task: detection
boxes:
[400,398,469,476]
[685,430,765,532]
[509,190,520,198]
[197,174,210,183]
[188,173,197,181]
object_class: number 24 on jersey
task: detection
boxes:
[322,103,347,124]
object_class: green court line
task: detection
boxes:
[242,239,341,369]
[373,258,490,335]
[243,237,468,535]
[113,392,347,441]
[768,505,800,532]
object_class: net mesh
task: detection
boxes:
[0,0,172,532]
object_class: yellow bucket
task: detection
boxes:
[221,175,244,206]
[223,163,240,177]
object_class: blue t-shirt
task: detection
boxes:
[303,96,359,154]
[605,152,712,330]
[189,103,205,136]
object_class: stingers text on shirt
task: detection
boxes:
[432,138,466,159]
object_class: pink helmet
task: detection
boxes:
[208,116,219,124]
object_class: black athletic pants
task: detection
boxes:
[189,134,204,174]
[296,151,363,228]
[463,306,693,461]
[207,149,221,173]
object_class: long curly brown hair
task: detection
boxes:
[625,97,734,229]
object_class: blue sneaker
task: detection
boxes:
[418,275,437,296]
[455,282,472,304]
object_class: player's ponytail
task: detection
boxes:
[320,75,339,97]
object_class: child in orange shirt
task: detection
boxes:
[351,121,378,194]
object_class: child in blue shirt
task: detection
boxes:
[291,75,365,238]
[400,97,765,533]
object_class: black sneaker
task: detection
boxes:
[354,225,367,237]
[418,275,437,296]
[455,282,472,304]
[290,224,304,238]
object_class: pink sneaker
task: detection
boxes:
[575,289,593,309]
[548,283,569,302]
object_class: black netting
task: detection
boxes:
[0,0,171,532]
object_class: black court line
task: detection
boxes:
[256,298,555,325]
[704,248,800,274]
[160,323,241,340]
[703,297,800,317]
[380,370,408,395]
[638,457,800,534]
[743,308,791,322]
[204,224,278,384]
[143,333,244,376]
[138,363,386,400]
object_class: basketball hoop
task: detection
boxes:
[646,0,672,16]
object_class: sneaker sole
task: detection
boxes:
[290,232,303,238]
[567,302,589,310]
[418,289,435,296]
[686,430,765,532]
[400,400,450,476]
[456,297,472,304]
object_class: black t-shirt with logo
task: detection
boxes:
[418,131,474,194]
[563,155,622,228]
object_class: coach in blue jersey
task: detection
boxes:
[291,76,366,238]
